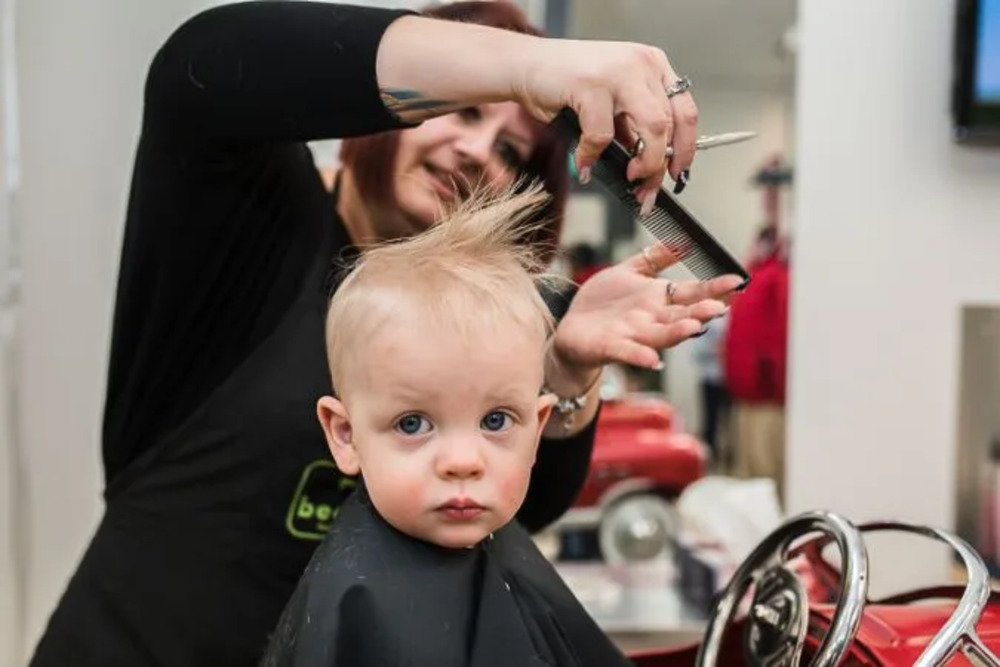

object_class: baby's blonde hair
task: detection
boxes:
[325,182,559,394]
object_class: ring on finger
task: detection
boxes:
[665,75,692,98]
[632,135,646,157]
[641,246,658,274]
[665,279,677,303]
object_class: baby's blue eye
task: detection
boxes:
[396,414,430,435]
[481,411,512,432]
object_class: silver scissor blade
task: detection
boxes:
[696,131,758,149]
[665,130,757,157]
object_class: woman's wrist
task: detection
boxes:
[543,339,602,400]
[542,352,602,439]
[376,15,538,123]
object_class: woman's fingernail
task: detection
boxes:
[713,308,729,320]
[579,166,592,185]
[639,190,656,218]
[673,169,690,195]
[690,325,709,338]
[652,359,665,371]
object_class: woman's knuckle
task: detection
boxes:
[646,114,669,136]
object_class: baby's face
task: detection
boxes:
[319,309,553,548]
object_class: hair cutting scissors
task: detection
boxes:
[665,131,757,157]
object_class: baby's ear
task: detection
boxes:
[317,396,360,475]
[527,394,558,467]
[532,393,557,450]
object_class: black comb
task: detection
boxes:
[551,108,749,286]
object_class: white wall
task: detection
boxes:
[663,86,795,437]
[1,3,21,662]
[0,339,16,667]
[12,0,222,661]
[787,0,1000,594]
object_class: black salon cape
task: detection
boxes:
[261,487,633,667]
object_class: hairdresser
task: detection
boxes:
[29,2,741,665]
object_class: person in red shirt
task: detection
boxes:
[724,226,790,500]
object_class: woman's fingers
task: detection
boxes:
[664,81,698,182]
[544,43,697,198]
[610,300,725,369]
[624,244,744,305]
[654,299,728,326]
[624,243,681,276]
[620,91,673,200]
[612,318,705,369]
[667,274,745,305]
[572,90,615,183]
[606,338,664,371]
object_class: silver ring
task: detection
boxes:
[665,280,677,303]
[665,76,692,98]
[633,136,646,157]
[641,246,657,274]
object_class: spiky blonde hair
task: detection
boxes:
[325,182,559,394]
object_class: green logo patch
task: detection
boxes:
[286,460,357,540]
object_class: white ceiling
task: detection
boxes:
[566,0,797,91]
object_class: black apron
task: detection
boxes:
[261,485,633,667]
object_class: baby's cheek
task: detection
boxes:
[495,464,533,518]
[388,475,427,508]
[369,470,426,521]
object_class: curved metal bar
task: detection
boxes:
[696,511,869,667]
[856,521,997,667]
[961,632,1000,666]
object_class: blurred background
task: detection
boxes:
[3,0,1000,663]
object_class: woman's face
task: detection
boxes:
[388,102,538,236]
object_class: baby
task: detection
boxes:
[262,186,633,667]
[317,185,558,551]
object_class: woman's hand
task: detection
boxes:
[550,243,744,389]
[514,39,698,206]
[377,16,696,208]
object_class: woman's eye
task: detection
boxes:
[396,414,431,436]
[481,411,513,433]
[459,107,482,122]
[497,142,526,171]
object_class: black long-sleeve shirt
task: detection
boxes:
[29,4,597,666]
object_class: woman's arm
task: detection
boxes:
[541,344,603,440]
[374,14,538,124]
[147,1,701,191]
[144,2,416,142]
[376,11,699,193]
[516,244,743,530]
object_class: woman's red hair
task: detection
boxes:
[339,1,569,263]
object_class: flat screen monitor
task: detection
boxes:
[954,0,1000,143]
